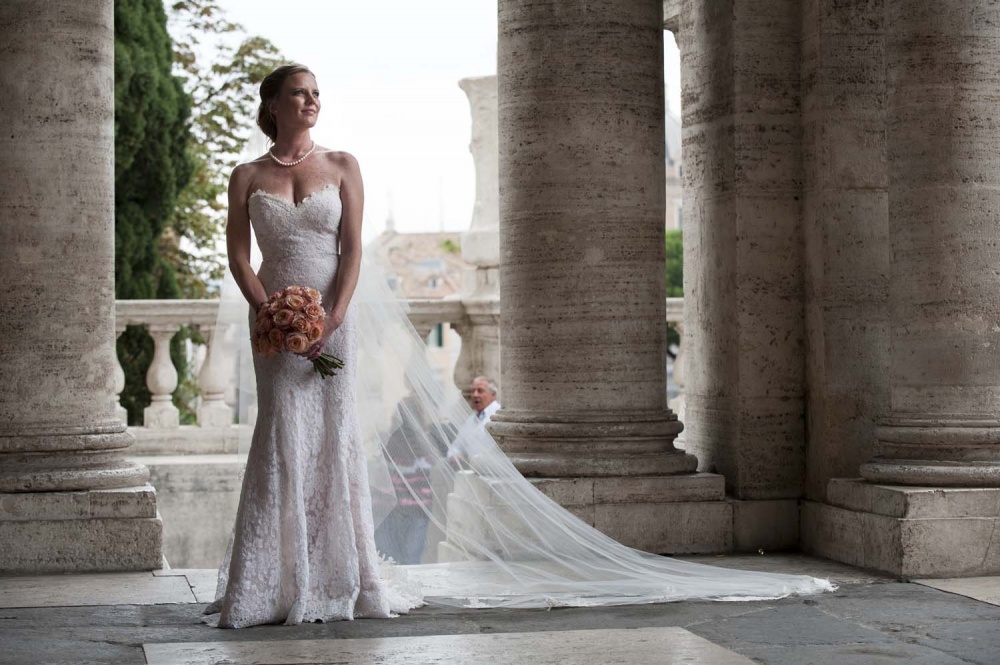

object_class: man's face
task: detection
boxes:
[470,379,495,412]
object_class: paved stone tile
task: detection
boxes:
[0,572,195,608]
[153,568,217,603]
[674,553,895,585]
[142,627,753,665]
[734,643,970,665]
[914,576,1000,606]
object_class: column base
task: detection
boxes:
[0,485,163,573]
[801,478,1000,578]
[488,411,695,477]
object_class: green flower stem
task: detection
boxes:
[311,352,345,379]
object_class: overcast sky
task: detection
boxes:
[210,0,681,243]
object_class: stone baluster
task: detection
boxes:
[197,324,234,428]
[666,298,685,430]
[113,324,128,424]
[143,324,181,429]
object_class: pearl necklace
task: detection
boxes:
[268,141,315,167]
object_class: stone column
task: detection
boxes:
[800,0,890,502]
[491,0,694,479]
[0,0,161,572]
[680,0,807,500]
[859,1,1000,488]
[454,76,501,399]
[803,1,1000,578]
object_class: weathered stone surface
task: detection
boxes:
[859,0,1000,486]
[0,572,194,608]
[827,478,1000,519]
[680,0,808,501]
[0,516,163,573]
[492,0,687,476]
[800,0,890,503]
[0,0,161,571]
[802,497,1000,578]
[137,456,243,569]
[731,499,799,553]
[0,486,157,522]
[532,472,725,506]
[143,627,755,665]
[594,501,733,554]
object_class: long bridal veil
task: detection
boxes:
[212,244,835,610]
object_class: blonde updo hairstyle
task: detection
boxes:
[256,64,315,143]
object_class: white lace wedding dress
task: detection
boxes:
[204,184,419,628]
[205,183,835,629]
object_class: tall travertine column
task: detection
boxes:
[453,76,501,399]
[491,0,695,478]
[800,0,890,501]
[680,0,807,499]
[0,0,161,572]
[860,1,1000,487]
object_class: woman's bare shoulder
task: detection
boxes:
[230,156,271,189]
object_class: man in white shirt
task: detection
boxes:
[446,376,501,465]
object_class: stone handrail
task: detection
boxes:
[114,295,681,438]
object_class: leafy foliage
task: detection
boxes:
[167,0,285,298]
[114,0,284,425]
[665,229,683,347]
[115,0,194,425]
[664,229,683,298]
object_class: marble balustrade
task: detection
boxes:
[114,297,683,450]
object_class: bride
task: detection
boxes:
[204,64,834,629]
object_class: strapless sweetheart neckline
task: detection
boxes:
[249,182,340,209]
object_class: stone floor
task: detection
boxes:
[0,554,998,664]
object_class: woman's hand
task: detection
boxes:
[305,309,345,360]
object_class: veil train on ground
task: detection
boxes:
[212,244,835,610]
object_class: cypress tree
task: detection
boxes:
[114,0,193,424]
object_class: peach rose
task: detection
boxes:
[255,316,274,335]
[290,314,310,333]
[304,287,321,303]
[254,334,275,357]
[307,322,324,343]
[268,328,285,350]
[267,298,282,314]
[285,294,306,310]
[273,308,295,328]
[285,332,310,354]
[304,302,324,321]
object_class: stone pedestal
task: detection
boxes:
[802,479,1000,578]
[0,0,161,572]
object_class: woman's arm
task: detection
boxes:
[306,152,364,360]
[226,164,268,310]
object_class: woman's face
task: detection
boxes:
[270,71,321,132]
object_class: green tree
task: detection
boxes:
[115,0,194,425]
[167,0,285,299]
[664,229,683,298]
[665,229,683,347]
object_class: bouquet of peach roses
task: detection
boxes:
[252,285,345,379]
